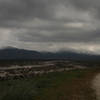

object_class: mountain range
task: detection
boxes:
[0,47,100,61]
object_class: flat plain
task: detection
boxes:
[0,60,99,100]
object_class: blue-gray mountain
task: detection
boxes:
[0,47,100,61]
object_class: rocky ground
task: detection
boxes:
[0,61,87,80]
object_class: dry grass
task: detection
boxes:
[36,69,99,100]
[0,68,99,100]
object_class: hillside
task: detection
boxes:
[0,47,100,61]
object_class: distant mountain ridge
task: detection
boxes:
[0,47,100,61]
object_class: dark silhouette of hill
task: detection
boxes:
[0,47,100,61]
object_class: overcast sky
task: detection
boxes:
[1,0,100,54]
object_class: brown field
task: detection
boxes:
[0,68,99,100]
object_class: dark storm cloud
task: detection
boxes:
[69,0,100,19]
[15,30,100,43]
[0,0,51,21]
[0,0,61,28]
[0,0,98,23]
[0,0,95,26]
[0,0,100,54]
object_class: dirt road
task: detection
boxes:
[93,73,100,100]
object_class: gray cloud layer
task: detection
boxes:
[0,0,100,54]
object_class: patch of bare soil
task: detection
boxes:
[93,73,100,100]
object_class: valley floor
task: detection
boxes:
[0,68,99,100]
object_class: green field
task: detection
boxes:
[0,69,98,100]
